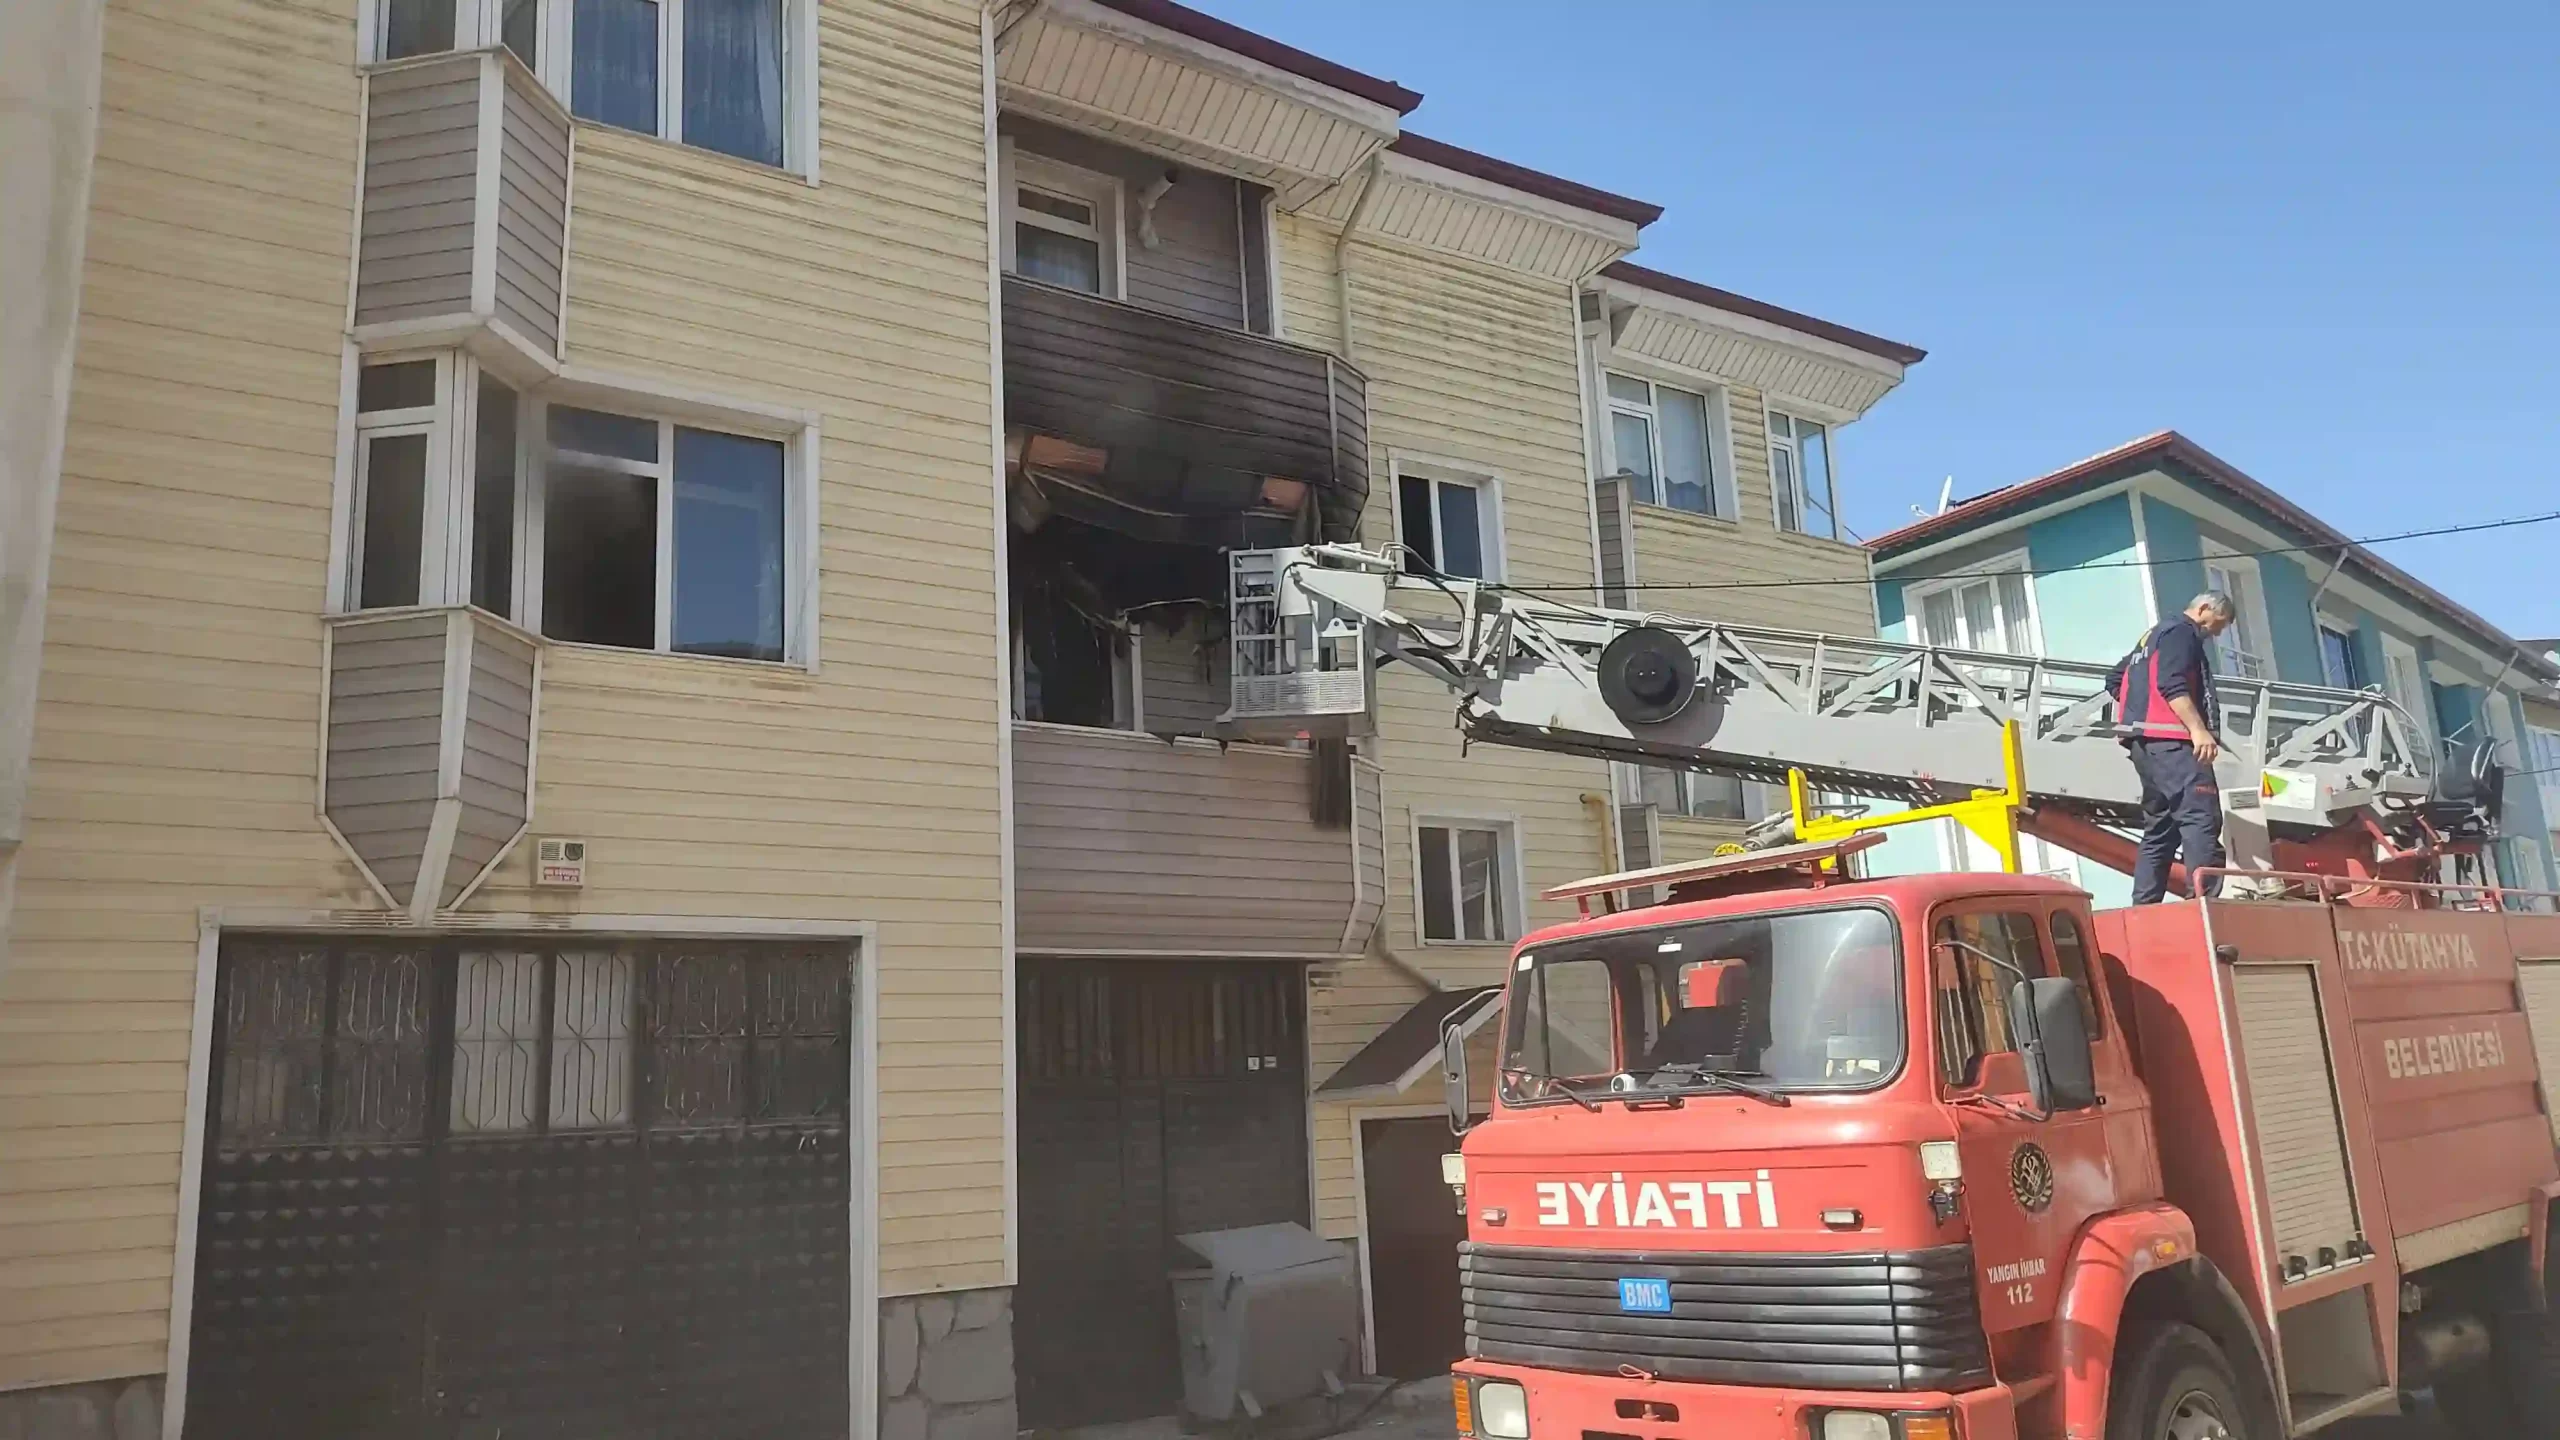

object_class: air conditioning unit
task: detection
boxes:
[1223,548,1373,731]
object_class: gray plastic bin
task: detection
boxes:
[1168,1223,1361,1422]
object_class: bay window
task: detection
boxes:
[339,350,809,666]
[367,0,810,174]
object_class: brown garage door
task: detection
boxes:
[184,936,855,1440]
[1015,960,1309,1429]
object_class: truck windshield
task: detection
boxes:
[1500,905,1902,1101]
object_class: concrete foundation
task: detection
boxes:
[883,1287,1017,1440]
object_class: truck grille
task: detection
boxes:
[1460,1242,1991,1392]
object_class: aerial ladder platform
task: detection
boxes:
[1222,544,2507,896]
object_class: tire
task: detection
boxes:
[2109,1322,2253,1440]
[2476,1239,2560,1439]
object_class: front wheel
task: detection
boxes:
[2109,1323,2251,1440]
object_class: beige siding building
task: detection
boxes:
[0,0,1924,1435]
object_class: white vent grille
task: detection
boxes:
[2231,964,2363,1281]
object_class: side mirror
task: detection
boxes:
[2009,976,2099,1115]
[1442,1020,1473,1135]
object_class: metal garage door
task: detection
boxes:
[184,936,856,1440]
[1015,960,1309,1429]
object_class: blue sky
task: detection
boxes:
[1187,1,2560,640]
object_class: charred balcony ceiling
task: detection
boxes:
[1002,274,1371,547]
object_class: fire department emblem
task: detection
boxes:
[2009,1142,2056,1214]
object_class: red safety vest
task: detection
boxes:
[2114,620,2212,742]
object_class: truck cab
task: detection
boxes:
[1445,857,2211,1440]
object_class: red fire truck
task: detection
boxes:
[1438,841,2560,1440]
[1224,545,2559,1439]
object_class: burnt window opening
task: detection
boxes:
[1017,582,1132,729]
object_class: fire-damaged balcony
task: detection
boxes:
[1000,269,1378,959]
[1002,274,1370,546]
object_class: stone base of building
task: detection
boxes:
[881,1287,1015,1440]
[0,1376,160,1440]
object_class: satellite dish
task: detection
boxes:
[1599,627,1698,726]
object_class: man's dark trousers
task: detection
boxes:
[2129,739,2224,904]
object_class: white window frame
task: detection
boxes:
[998,145,1127,300]
[2198,543,2275,682]
[1904,549,2045,658]
[1600,369,1733,519]
[1411,813,1524,947]
[528,392,814,666]
[345,351,462,613]
[1389,455,1506,583]
[1766,406,1843,541]
[363,0,821,183]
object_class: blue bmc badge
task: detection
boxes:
[1617,1277,1673,1314]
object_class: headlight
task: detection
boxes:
[1474,1380,1529,1440]
[1819,1413,1892,1440]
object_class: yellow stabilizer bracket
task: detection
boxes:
[1787,719,2029,874]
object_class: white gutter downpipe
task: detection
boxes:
[1332,153,1385,366]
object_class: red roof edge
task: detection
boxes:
[1387,133,1664,228]
[1600,261,1926,366]
[1085,0,1423,114]
[1871,431,2559,675]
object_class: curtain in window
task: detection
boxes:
[574,0,661,136]
[1657,387,1717,516]
[685,0,785,167]
[673,427,787,661]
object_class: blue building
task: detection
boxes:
[1865,431,2560,905]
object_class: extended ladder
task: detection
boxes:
[1224,545,2459,869]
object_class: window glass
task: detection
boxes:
[1435,481,1485,580]
[683,0,785,167]
[550,404,660,462]
[1504,906,1902,1097]
[358,433,429,610]
[544,469,659,649]
[1016,224,1102,292]
[573,0,662,136]
[1795,418,1834,535]
[1656,384,1718,516]
[501,0,541,68]
[1420,824,1509,942]
[1418,826,1457,941]
[1771,432,1802,531]
[359,360,437,413]
[472,376,519,616]
[1457,827,1505,940]
[1609,411,1657,503]
[2319,626,2360,690]
[1933,910,2045,1084]
[672,427,787,661]
[1605,372,1651,406]
[1508,955,1620,1086]
[1396,474,1438,574]
[2048,911,2106,1039]
[383,0,456,59]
